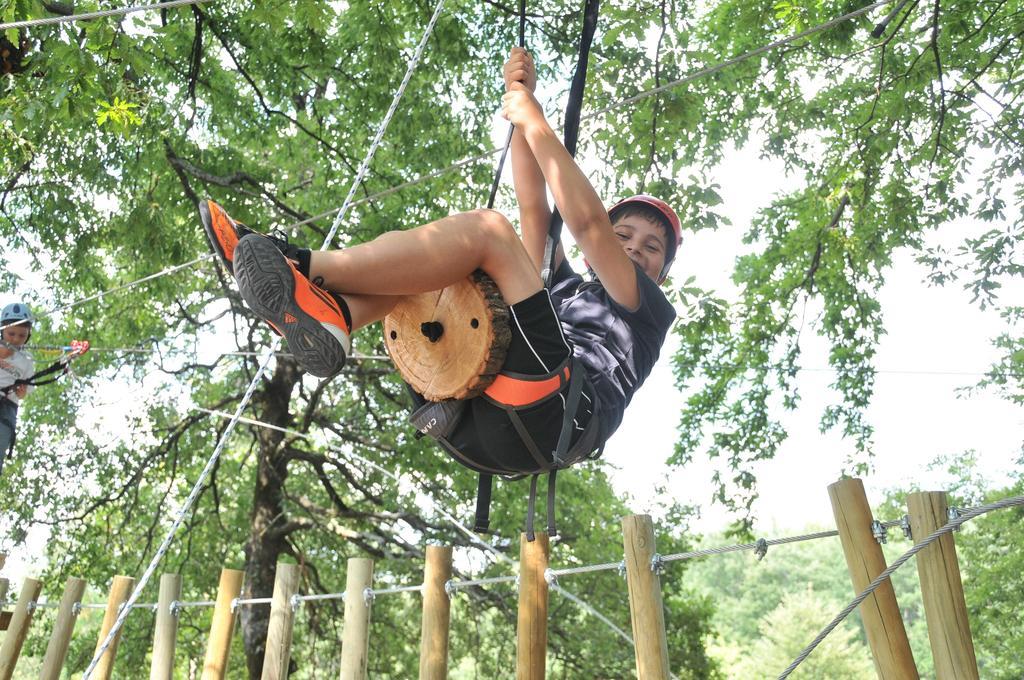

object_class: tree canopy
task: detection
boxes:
[1,0,1021,676]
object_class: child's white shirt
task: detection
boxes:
[0,348,34,405]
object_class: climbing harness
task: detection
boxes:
[0,340,90,397]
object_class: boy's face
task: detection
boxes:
[612,215,669,283]
[1,324,30,347]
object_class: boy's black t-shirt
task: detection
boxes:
[548,260,677,444]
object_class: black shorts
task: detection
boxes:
[442,288,595,473]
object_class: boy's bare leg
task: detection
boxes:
[309,209,543,307]
[344,293,403,331]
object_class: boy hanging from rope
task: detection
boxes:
[0,303,35,474]
[201,48,680,534]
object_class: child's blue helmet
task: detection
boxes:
[1,302,33,325]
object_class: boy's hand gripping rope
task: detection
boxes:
[82,2,447,676]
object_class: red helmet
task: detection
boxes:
[608,194,682,282]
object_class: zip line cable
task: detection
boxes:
[0,0,211,30]
[81,2,448,675]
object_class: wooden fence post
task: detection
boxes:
[339,558,374,680]
[829,478,918,679]
[90,575,135,680]
[907,491,979,679]
[261,562,301,680]
[0,577,42,680]
[622,514,670,680]
[516,533,549,680]
[39,577,87,680]
[201,568,244,680]
[149,573,182,680]
[0,578,8,633]
[419,546,452,680]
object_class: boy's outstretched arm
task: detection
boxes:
[501,83,641,309]
[504,48,563,273]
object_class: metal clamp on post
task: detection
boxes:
[170,600,182,618]
[616,560,626,578]
[754,538,769,561]
[289,594,302,612]
[650,553,664,575]
[443,580,455,599]
[362,587,375,607]
[27,600,37,613]
[230,597,240,614]
[543,568,557,587]
[900,514,912,539]
[871,519,888,544]
[947,506,962,531]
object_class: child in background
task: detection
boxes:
[0,302,34,474]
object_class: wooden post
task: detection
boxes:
[907,492,979,679]
[39,577,87,680]
[516,533,549,680]
[261,562,301,680]
[148,573,182,680]
[90,575,135,680]
[201,568,244,680]
[829,478,918,679]
[339,558,374,680]
[0,553,5,571]
[622,515,670,680]
[419,546,452,680]
[0,577,42,680]
[0,578,8,633]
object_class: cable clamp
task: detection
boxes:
[650,553,664,575]
[230,597,240,614]
[617,560,626,578]
[871,519,888,544]
[27,600,37,613]
[900,515,912,539]
[443,580,455,598]
[754,538,769,561]
[543,568,557,587]
[947,506,962,531]
[362,587,375,607]
[289,594,302,612]
[72,602,82,616]
[170,600,182,618]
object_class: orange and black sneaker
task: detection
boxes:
[198,199,254,274]
[233,234,350,377]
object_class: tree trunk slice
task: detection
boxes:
[383,271,510,401]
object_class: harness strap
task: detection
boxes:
[526,473,540,542]
[474,473,494,533]
[485,365,569,407]
[507,409,552,470]
[541,0,600,286]
[552,361,585,466]
[546,469,557,537]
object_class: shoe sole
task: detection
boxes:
[199,200,235,273]
[234,236,349,377]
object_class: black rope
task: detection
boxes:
[541,0,600,286]
[485,0,528,210]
